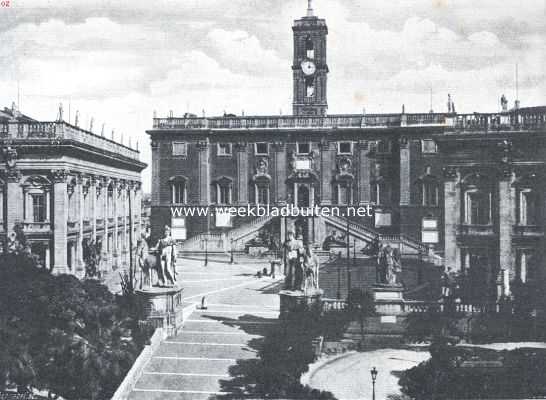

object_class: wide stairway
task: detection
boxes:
[128,260,282,400]
[178,216,273,253]
[322,214,443,265]
[318,255,442,301]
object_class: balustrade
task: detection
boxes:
[2,122,139,160]
[152,109,546,133]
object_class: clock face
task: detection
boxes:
[301,60,316,76]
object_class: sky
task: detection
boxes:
[1,0,545,192]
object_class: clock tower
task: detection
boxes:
[292,0,329,116]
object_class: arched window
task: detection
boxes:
[305,35,314,59]
[107,183,114,219]
[462,174,492,225]
[305,76,315,98]
[169,176,188,205]
[22,176,51,223]
[214,177,233,205]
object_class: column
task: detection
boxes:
[319,139,336,205]
[129,182,136,266]
[235,142,248,205]
[103,178,109,268]
[273,142,287,204]
[122,181,128,266]
[294,182,298,206]
[91,176,97,242]
[358,140,371,205]
[5,171,23,236]
[443,167,461,271]
[45,245,50,270]
[151,140,161,207]
[135,182,142,239]
[498,172,516,281]
[399,137,410,205]
[113,180,119,267]
[52,169,68,274]
[197,140,210,204]
[77,174,84,272]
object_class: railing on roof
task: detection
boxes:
[152,113,447,130]
[152,109,546,132]
[2,121,140,160]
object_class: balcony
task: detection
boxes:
[23,221,51,233]
[3,121,140,161]
[458,224,495,236]
[513,225,544,237]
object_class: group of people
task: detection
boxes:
[284,230,320,293]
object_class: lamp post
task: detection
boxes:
[229,237,235,264]
[204,237,208,267]
[371,367,378,400]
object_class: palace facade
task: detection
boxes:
[0,105,147,276]
[148,4,546,300]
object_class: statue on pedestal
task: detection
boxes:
[284,230,304,290]
[303,245,319,293]
[155,225,177,287]
[377,244,402,286]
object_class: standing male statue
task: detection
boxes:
[154,225,177,287]
[284,230,304,290]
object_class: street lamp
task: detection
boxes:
[229,238,235,264]
[204,237,208,267]
[370,367,378,400]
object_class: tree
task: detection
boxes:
[0,240,151,399]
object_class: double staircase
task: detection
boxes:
[322,214,443,265]
[178,215,273,253]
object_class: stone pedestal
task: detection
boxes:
[372,284,405,315]
[136,285,184,338]
[279,289,323,319]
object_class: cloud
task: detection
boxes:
[0,0,545,192]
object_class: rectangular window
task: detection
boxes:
[422,183,438,206]
[422,139,437,154]
[218,143,232,156]
[521,191,538,225]
[172,142,187,156]
[468,192,490,225]
[376,140,391,154]
[219,186,230,204]
[172,183,185,204]
[255,143,268,155]
[338,142,353,155]
[32,194,46,222]
[258,187,269,204]
[297,142,311,155]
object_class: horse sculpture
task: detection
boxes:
[137,227,177,289]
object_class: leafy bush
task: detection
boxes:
[399,347,546,399]
[0,257,152,399]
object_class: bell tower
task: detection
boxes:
[292,0,329,116]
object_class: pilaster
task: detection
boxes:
[235,142,248,205]
[443,167,461,271]
[197,140,210,204]
[357,140,371,205]
[399,137,410,206]
[319,139,335,205]
[498,170,516,281]
[52,169,68,274]
[151,140,160,206]
[273,142,287,204]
